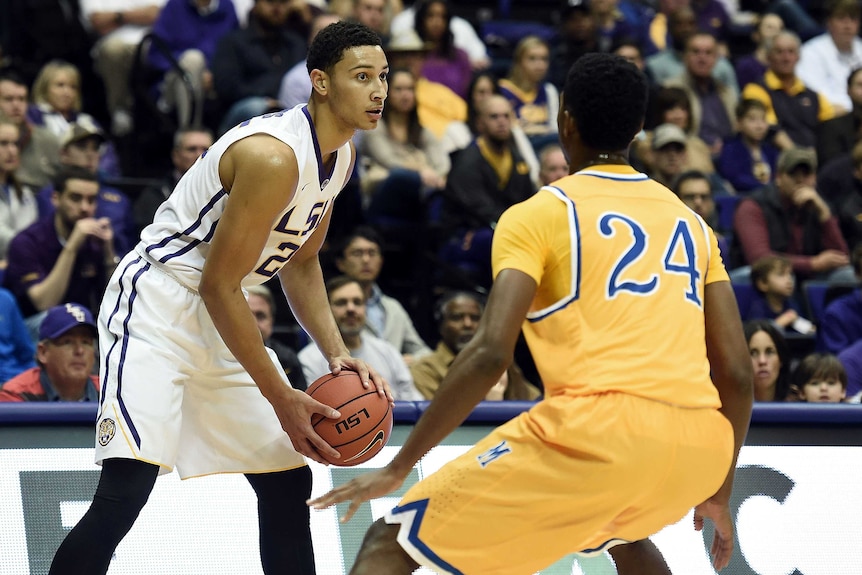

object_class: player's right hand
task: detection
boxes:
[270,387,342,465]
[307,466,406,522]
[693,497,734,571]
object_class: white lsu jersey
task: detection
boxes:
[139,105,353,290]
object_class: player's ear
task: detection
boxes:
[310,70,328,95]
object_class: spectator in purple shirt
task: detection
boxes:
[820,245,862,354]
[3,167,118,339]
[734,12,784,89]
[33,119,135,255]
[414,0,472,100]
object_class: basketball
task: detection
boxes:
[307,371,393,466]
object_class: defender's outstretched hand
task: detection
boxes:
[308,467,406,523]
[693,497,734,571]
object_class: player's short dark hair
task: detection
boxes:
[433,290,485,324]
[563,53,648,151]
[54,166,98,194]
[306,20,382,75]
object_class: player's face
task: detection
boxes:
[749,330,781,401]
[329,282,367,338]
[440,297,481,353]
[61,137,101,173]
[172,131,212,174]
[0,124,21,176]
[38,326,96,389]
[54,178,99,225]
[46,71,78,114]
[0,81,27,124]
[338,237,383,282]
[326,46,388,131]
[248,294,274,340]
[800,377,845,403]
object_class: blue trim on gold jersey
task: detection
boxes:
[577,169,649,182]
[391,499,464,575]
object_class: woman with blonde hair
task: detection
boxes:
[27,60,120,177]
[498,35,559,151]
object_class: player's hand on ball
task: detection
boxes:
[693,497,734,571]
[328,355,394,403]
[272,387,342,465]
[308,466,406,522]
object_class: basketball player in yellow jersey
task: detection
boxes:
[310,53,754,574]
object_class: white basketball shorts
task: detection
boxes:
[94,251,306,479]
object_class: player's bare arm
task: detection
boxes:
[200,134,341,464]
[278,198,392,402]
[696,280,754,571]
[308,268,537,521]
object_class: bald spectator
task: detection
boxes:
[742,30,836,149]
[538,143,568,186]
[278,13,341,110]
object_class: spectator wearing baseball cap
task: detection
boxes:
[0,302,99,402]
[731,147,854,284]
[32,118,135,255]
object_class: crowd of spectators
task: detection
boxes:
[2,0,862,403]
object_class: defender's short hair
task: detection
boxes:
[307,20,382,75]
[563,53,648,151]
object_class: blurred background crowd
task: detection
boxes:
[1,0,862,404]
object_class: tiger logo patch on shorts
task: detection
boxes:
[98,418,116,446]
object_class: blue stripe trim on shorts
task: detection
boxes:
[101,256,143,408]
[391,499,464,575]
[116,261,150,449]
[144,188,227,260]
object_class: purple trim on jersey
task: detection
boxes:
[390,499,464,575]
[301,105,336,186]
[144,188,227,260]
[156,218,219,264]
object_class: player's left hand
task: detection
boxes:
[307,466,406,522]
[693,497,734,571]
[329,356,394,403]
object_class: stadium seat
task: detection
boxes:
[802,280,858,326]
[715,195,741,235]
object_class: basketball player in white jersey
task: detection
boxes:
[49,21,392,575]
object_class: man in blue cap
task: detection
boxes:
[0,302,99,402]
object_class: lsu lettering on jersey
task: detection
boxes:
[140,105,353,289]
[493,164,728,407]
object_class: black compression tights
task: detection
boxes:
[246,466,316,575]
[48,460,315,575]
[49,458,159,575]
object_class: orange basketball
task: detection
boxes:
[308,371,393,466]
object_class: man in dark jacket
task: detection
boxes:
[212,0,306,135]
